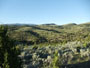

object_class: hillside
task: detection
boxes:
[1,22,90,68]
[7,22,90,45]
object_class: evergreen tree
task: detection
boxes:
[0,25,22,68]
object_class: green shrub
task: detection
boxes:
[0,25,22,68]
[83,42,88,48]
[52,50,59,68]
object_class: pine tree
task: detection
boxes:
[0,25,22,68]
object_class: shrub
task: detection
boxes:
[51,50,59,68]
[0,25,22,68]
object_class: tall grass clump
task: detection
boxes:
[51,50,59,68]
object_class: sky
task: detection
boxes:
[0,0,90,25]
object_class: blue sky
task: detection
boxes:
[0,0,90,25]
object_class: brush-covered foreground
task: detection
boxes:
[19,41,90,68]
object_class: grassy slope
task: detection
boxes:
[7,23,90,45]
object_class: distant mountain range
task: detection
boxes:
[0,22,90,26]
